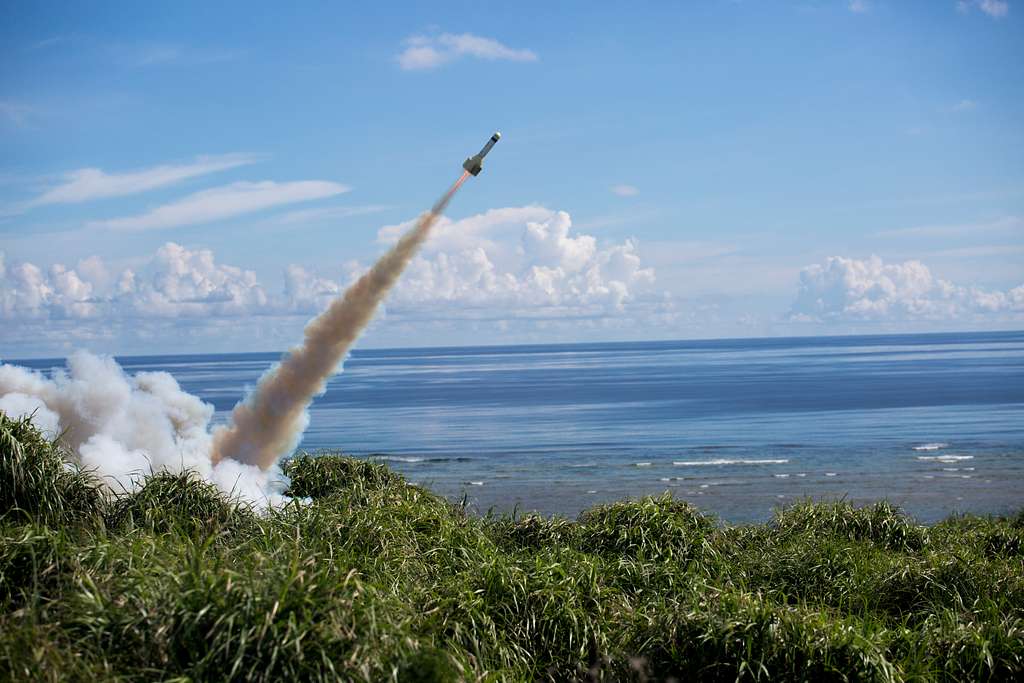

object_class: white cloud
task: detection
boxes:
[790,255,1024,322]
[397,44,448,71]
[116,243,269,317]
[979,0,1010,16]
[610,184,640,197]
[848,0,870,13]
[376,206,656,315]
[26,154,257,208]
[274,204,391,226]
[88,180,349,231]
[957,0,1010,17]
[875,215,1022,238]
[397,33,538,70]
[951,99,978,112]
[282,264,345,313]
[0,243,268,321]
[110,42,240,67]
[2,207,661,330]
[0,250,100,320]
[0,101,35,127]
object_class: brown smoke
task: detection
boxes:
[211,172,470,469]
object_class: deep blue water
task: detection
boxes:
[11,331,1024,522]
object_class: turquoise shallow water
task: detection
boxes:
[12,331,1024,523]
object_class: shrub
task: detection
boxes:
[0,524,73,609]
[773,500,927,553]
[624,589,898,682]
[486,514,580,552]
[919,605,1024,680]
[427,548,618,678]
[106,471,252,536]
[0,412,103,526]
[282,453,404,500]
[983,528,1023,558]
[1,418,1022,681]
[577,495,716,562]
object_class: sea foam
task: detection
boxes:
[373,455,426,463]
[916,454,974,463]
[673,458,788,466]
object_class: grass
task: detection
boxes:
[1,411,1022,681]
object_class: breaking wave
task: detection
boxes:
[673,458,789,466]
[916,454,974,463]
[912,443,949,451]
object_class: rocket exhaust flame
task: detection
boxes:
[210,171,471,470]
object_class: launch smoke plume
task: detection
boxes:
[211,172,470,470]
[0,172,469,504]
[0,351,288,507]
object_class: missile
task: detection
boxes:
[462,132,501,176]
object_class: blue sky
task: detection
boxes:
[1,0,1022,357]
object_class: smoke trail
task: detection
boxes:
[211,172,471,470]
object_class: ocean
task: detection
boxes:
[11,331,1024,523]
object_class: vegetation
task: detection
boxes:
[2,411,1022,681]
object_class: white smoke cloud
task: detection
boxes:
[0,392,60,436]
[0,350,288,507]
[2,180,471,492]
[790,255,1024,322]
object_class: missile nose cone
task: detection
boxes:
[493,132,501,140]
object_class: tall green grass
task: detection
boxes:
[2,411,1021,681]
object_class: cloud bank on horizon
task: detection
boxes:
[0,206,660,324]
[791,255,1024,322]
[3,205,1022,356]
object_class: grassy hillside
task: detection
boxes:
[2,411,1022,681]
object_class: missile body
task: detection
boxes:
[462,132,501,176]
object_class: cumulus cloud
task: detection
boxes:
[610,184,639,197]
[957,0,1010,18]
[2,207,660,330]
[376,207,656,315]
[1,243,267,321]
[25,154,257,209]
[790,255,1024,322]
[88,180,349,231]
[282,264,344,312]
[116,243,269,317]
[397,32,538,70]
[0,251,100,320]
